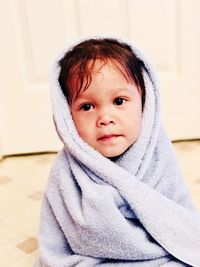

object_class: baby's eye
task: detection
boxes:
[80,103,93,111]
[114,97,126,105]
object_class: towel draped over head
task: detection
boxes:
[34,36,200,267]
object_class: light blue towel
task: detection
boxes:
[34,36,200,267]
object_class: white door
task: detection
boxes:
[1,0,200,156]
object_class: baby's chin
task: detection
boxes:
[99,149,126,159]
[101,145,133,160]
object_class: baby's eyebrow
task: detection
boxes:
[114,87,135,94]
[116,87,131,91]
[100,86,135,93]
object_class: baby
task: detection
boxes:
[59,38,145,159]
[34,37,200,267]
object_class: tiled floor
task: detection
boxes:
[0,141,200,267]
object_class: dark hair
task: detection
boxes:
[58,38,146,108]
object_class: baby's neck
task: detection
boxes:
[108,155,121,162]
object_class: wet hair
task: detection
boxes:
[58,38,146,109]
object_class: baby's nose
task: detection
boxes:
[97,115,115,127]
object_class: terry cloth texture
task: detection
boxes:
[34,36,200,267]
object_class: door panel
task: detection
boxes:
[1,0,200,155]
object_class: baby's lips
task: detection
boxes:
[97,134,121,141]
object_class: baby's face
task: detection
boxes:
[70,60,143,158]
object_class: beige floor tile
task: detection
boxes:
[0,222,36,267]
[2,199,41,237]
[1,246,34,267]
[173,140,200,211]
[0,183,32,220]
[0,153,55,192]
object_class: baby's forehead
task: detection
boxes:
[70,58,132,84]
[68,58,135,103]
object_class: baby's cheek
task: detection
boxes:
[74,118,92,142]
[71,114,84,135]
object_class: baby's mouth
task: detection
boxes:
[97,134,121,141]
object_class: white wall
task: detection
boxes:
[1,0,200,156]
